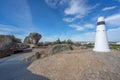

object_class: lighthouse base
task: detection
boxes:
[93,48,110,52]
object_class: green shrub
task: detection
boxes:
[82,44,94,48]
[110,44,120,50]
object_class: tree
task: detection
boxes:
[54,38,61,44]
[67,39,74,45]
[62,40,67,44]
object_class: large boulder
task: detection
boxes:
[0,35,18,58]
[24,33,42,45]
[46,44,73,56]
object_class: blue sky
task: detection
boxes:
[0,0,120,42]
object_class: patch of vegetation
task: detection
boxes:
[74,42,81,47]
[54,38,61,44]
[54,38,74,45]
[82,44,94,48]
[54,38,95,49]
[81,44,120,50]
[110,44,120,50]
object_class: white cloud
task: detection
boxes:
[64,0,87,15]
[69,24,84,31]
[63,0,98,22]
[84,24,94,29]
[105,13,120,26]
[108,27,120,41]
[0,24,32,33]
[59,0,69,5]
[0,31,10,35]
[69,23,94,31]
[70,32,95,42]
[45,0,60,8]
[63,17,76,22]
[102,6,117,11]
[64,0,88,21]
[0,25,14,32]
[45,0,69,7]
[45,0,98,22]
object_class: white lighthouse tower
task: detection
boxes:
[93,16,110,52]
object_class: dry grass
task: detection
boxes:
[28,49,120,80]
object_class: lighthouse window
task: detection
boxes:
[97,21,105,25]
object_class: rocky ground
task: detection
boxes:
[28,49,120,80]
[20,48,45,61]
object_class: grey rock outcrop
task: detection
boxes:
[46,44,73,56]
[24,33,41,45]
[23,52,41,62]
[0,35,18,58]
